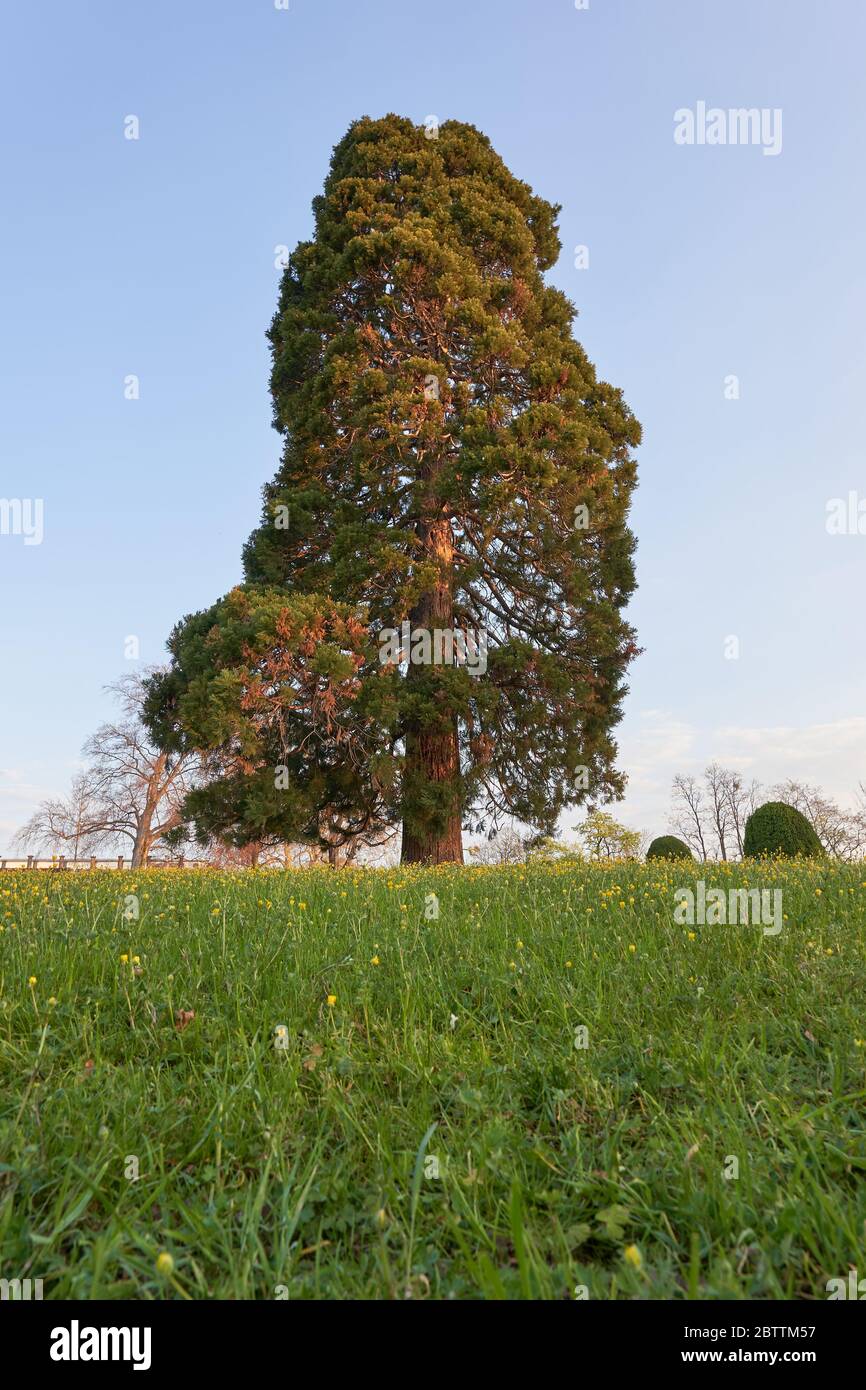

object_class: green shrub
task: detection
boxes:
[743,801,823,858]
[646,835,694,861]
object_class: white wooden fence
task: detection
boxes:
[0,856,209,871]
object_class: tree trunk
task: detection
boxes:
[130,751,165,867]
[400,515,464,865]
[400,721,464,863]
[130,829,149,869]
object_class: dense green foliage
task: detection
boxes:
[144,587,396,853]
[744,801,823,859]
[646,835,694,861]
[149,114,641,862]
[2,858,864,1300]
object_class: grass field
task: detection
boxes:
[1,860,865,1300]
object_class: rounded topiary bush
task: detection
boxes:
[646,835,694,861]
[743,801,823,858]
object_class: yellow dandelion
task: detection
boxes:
[624,1244,643,1270]
[326,994,337,1006]
[156,1251,174,1276]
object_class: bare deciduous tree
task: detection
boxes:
[720,769,761,858]
[469,825,530,865]
[15,672,201,867]
[705,763,733,861]
[670,766,761,861]
[670,774,710,860]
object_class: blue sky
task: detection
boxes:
[2,0,865,851]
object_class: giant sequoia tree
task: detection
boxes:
[150,116,641,865]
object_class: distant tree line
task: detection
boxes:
[668,763,866,862]
[16,679,863,869]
